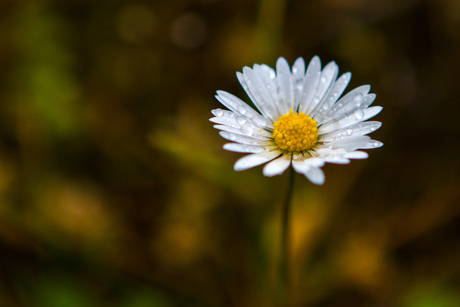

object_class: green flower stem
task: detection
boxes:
[280,164,295,306]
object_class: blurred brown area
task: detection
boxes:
[0,0,459,306]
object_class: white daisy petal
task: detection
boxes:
[307,61,338,113]
[313,72,351,119]
[292,57,306,107]
[234,151,281,171]
[242,67,279,121]
[263,155,291,177]
[223,143,270,153]
[344,151,369,159]
[292,158,324,173]
[300,56,322,113]
[328,135,371,151]
[322,157,350,164]
[210,116,242,128]
[276,57,294,113]
[360,140,384,149]
[319,106,383,134]
[219,131,272,146]
[213,125,271,140]
[215,91,260,120]
[319,121,382,141]
[329,85,371,113]
[292,160,310,173]
[316,87,372,127]
[210,109,270,131]
[292,57,306,79]
[237,71,258,108]
[260,64,277,80]
[305,167,325,185]
[253,64,283,116]
[327,93,376,124]
[211,108,232,118]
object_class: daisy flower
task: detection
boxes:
[210,56,383,185]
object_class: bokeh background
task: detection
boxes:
[0,0,459,306]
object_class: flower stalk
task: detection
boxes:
[279,163,295,306]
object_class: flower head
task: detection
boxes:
[210,56,383,185]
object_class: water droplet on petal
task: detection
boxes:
[229,133,237,141]
[237,104,247,114]
[320,76,327,83]
[240,125,254,136]
[215,109,224,116]
[354,93,363,107]
[354,109,364,120]
[253,115,267,126]
[236,116,247,125]
[346,128,353,136]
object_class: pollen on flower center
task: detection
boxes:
[272,109,318,152]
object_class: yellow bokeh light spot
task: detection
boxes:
[272,109,318,153]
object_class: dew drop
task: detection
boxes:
[295,79,303,88]
[236,116,247,125]
[214,109,224,116]
[373,141,381,147]
[253,115,267,126]
[240,125,253,136]
[354,93,363,107]
[354,109,364,120]
[346,128,353,136]
[237,104,247,114]
[229,133,237,141]
[320,76,327,83]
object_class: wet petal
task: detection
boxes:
[234,151,281,171]
[263,155,291,177]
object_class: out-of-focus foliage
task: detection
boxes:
[0,0,459,306]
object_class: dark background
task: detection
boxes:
[0,0,459,306]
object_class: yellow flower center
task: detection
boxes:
[272,109,318,153]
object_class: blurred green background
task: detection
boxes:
[0,0,459,306]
